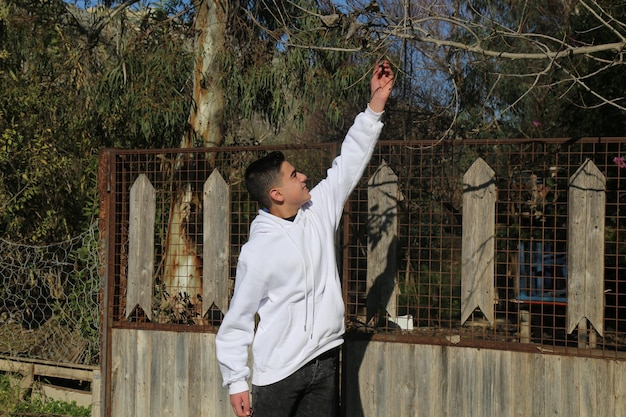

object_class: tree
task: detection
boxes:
[0,0,96,242]
[160,0,228,316]
[256,0,626,139]
[0,0,195,242]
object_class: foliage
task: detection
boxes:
[220,0,380,144]
[0,0,193,242]
[0,373,90,417]
[91,5,194,148]
[1,0,624,236]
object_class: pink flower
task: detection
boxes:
[532,120,541,127]
[613,156,626,169]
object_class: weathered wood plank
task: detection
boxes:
[414,345,437,417]
[513,351,532,417]
[343,340,367,417]
[467,346,483,416]
[203,169,230,316]
[477,348,496,416]
[127,174,156,320]
[579,357,594,415]
[390,344,408,417]
[0,356,97,381]
[518,354,549,416]
[110,331,121,417]
[91,370,101,417]
[531,354,546,417]
[206,333,229,416]
[448,347,464,416]
[38,383,92,408]
[173,333,189,417]
[187,332,202,417]
[374,342,388,417]
[560,355,580,417]
[125,329,138,416]
[201,333,230,417]
[461,157,496,324]
[111,329,137,416]
[613,359,626,417]
[342,340,626,417]
[366,162,400,322]
[134,329,151,417]
[358,342,376,417]
[544,355,562,417]
[149,331,164,417]
[567,159,605,336]
[159,331,174,416]
[438,345,450,417]
[493,350,511,417]
[431,345,444,417]
[480,346,496,417]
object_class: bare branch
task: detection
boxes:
[248,0,626,134]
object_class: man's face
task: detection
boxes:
[274,160,310,208]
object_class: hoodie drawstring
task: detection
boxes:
[280,220,314,338]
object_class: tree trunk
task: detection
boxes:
[183,0,226,148]
[162,0,228,321]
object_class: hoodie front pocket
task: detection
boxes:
[255,301,308,371]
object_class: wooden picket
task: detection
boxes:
[126,174,156,320]
[567,159,606,339]
[366,161,401,323]
[202,169,230,316]
[461,157,497,325]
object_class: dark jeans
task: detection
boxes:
[251,348,339,417]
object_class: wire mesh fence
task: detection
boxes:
[346,138,626,357]
[101,145,338,329]
[0,223,101,366]
[99,137,626,360]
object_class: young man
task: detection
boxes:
[216,62,394,417]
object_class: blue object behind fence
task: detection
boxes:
[517,241,568,304]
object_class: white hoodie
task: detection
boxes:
[216,106,384,395]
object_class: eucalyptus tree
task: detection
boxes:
[160,0,384,316]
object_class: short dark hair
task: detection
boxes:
[245,151,285,209]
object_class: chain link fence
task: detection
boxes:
[0,223,101,366]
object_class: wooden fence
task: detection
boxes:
[99,139,626,417]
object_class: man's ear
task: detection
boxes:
[269,188,284,204]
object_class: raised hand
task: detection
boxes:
[369,60,394,113]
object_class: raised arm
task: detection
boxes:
[308,61,395,225]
